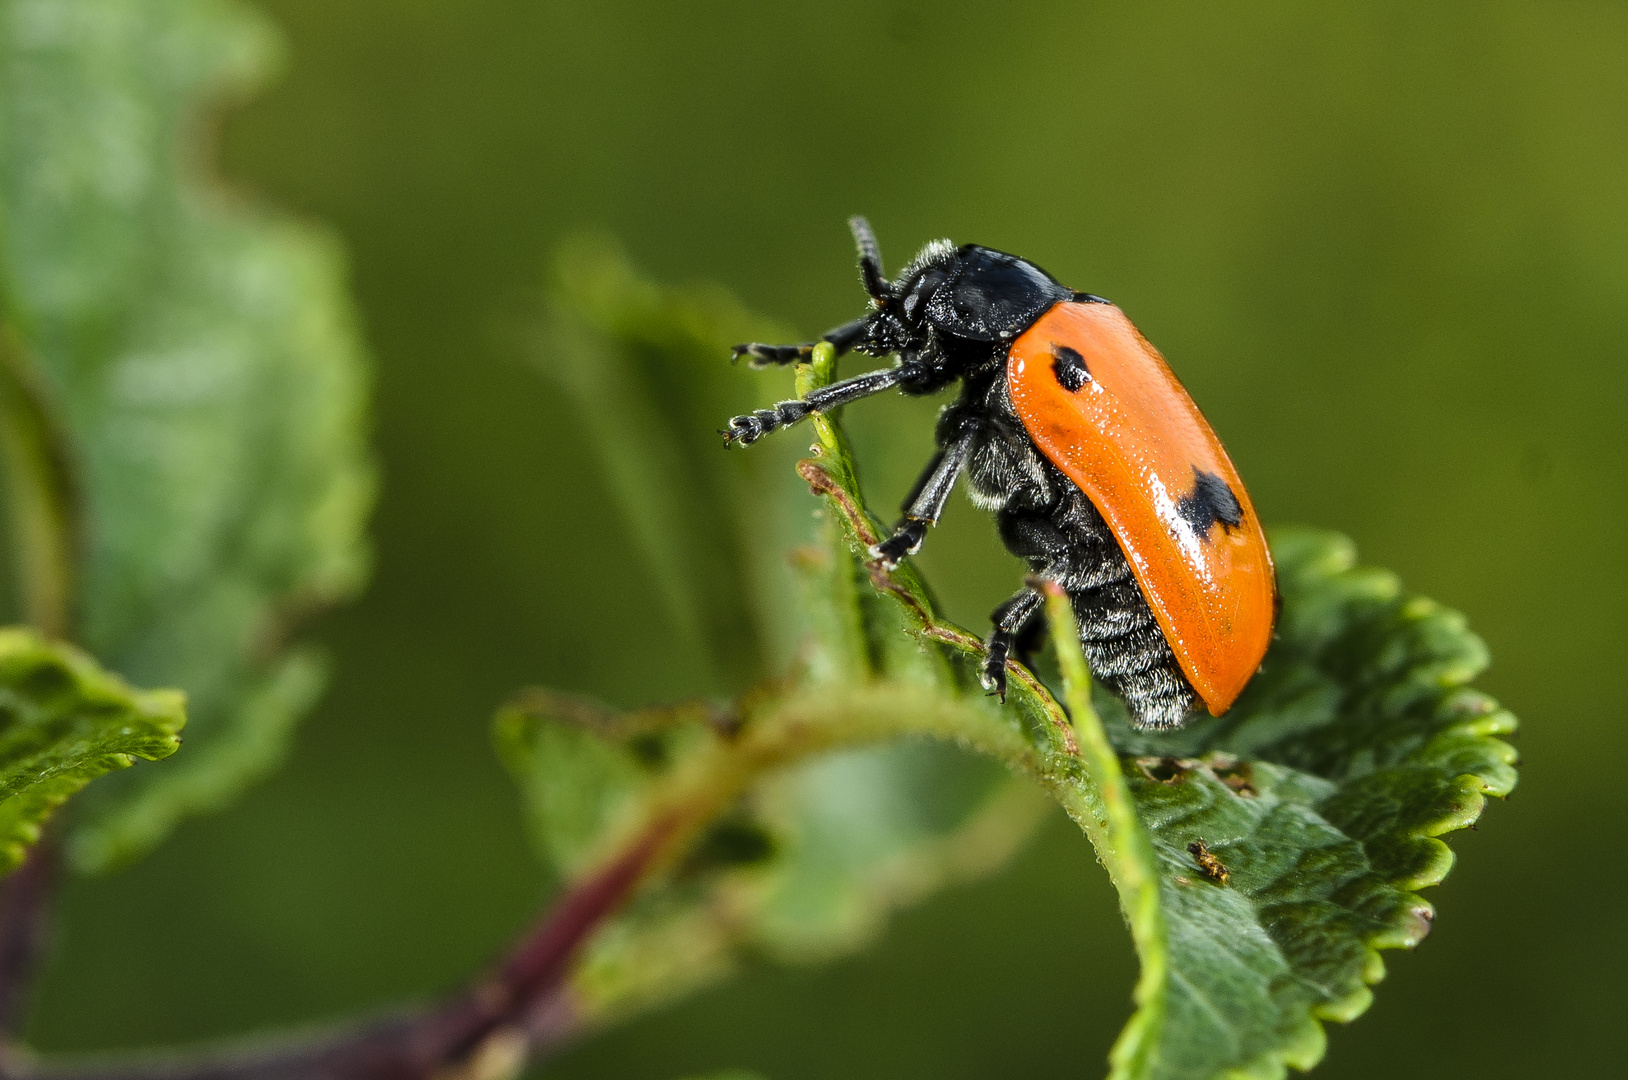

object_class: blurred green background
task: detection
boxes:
[23,1,1627,1077]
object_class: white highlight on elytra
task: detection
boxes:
[1149,471,1209,575]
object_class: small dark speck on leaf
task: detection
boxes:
[628,732,669,768]
[679,812,778,879]
[1188,840,1230,885]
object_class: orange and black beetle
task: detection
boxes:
[723,219,1274,729]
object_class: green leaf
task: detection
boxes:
[520,264,1060,1025]
[510,270,1057,1029]
[1086,527,1519,1080]
[506,328,1516,1078]
[788,343,1517,1079]
[782,345,1517,1078]
[0,0,374,871]
[529,236,818,686]
[0,625,184,872]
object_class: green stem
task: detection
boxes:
[0,329,77,640]
[1041,584,1167,1080]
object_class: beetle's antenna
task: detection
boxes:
[849,215,892,303]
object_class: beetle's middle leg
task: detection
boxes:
[869,426,979,568]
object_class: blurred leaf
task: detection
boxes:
[0,626,184,872]
[529,237,812,688]
[504,299,1055,1030]
[506,247,1055,1031]
[0,0,374,871]
[509,331,1516,1078]
[495,676,1050,1030]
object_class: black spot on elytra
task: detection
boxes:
[1051,344,1091,392]
[1177,467,1243,539]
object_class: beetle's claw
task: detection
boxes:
[720,415,763,446]
[978,660,1008,701]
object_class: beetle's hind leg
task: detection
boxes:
[979,587,1045,701]
[1011,606,1049,666]
[978,512,1077,699]
[731,316,870,368]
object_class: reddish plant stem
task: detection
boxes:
[0,814,681,1080]
[0,841,58,1037]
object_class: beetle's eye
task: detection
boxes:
[901,271,942,322]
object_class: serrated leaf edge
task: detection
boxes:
[791,344,1518,1080]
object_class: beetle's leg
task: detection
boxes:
[1011,606,1049,666]
[980,587,1046,700]
[731,316,870,368]
[980,511,1077,699]
[869,428,977,568]
[721,365,903,446]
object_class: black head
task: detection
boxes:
[845,218,1074,366]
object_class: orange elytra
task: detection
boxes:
[1006,300,1275,714]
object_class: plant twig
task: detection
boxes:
[0,670,1058,1080]
[0,840,58,1038]
[0,813,681,1080]
[1038,583,1166,1080]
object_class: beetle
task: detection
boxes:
[721,218,1274,729]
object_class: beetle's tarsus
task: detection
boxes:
[869,519,928,570]
[732,342,814,368]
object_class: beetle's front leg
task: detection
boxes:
[730,316,870,368]
[721,366,904,446]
